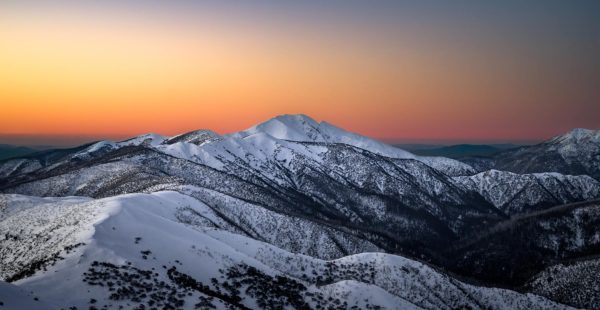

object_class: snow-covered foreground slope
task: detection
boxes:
[0,192,570,309]
[0,281,51,310]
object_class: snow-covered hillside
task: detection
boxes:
[1,115,599,309]
[233,114,476,176]
[0,281,51,310]
[0,192,571,309]
[527,258,600,310]
[447,199,600,291]
[0,117,506,263]
[454,170,600,214]
[471,128,600,180]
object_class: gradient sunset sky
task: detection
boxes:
[1,1,599,146]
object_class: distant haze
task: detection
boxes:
[0,134,126,148]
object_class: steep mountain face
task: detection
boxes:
[454,170,600,214]
[527,258,600,310]
[0,141,498,261]
[234,114,476,176]
[464,128,600,180]
[446,199,600,287]
[0,143,92,178]
[0,116,506,262]
[1,115,599,309]
[0,193,571,310]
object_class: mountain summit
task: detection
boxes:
[234,114,475,175]
[470,127,600,180]
[553,128,600,142]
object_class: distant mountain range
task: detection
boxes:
[398,143,519,158]
[1,114,599,309]
[466,128,600,180]
[0,144,37,161]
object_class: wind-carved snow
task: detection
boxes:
[0,192,571,309]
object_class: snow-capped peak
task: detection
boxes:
[232,114,474,175]
[61,114,475,177]
[236,114,325,142]
[551,128,600,144]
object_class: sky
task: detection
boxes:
[1,1,599,146]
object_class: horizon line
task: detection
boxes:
[0,131,545,148]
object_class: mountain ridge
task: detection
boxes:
[1,114,599,309]
[462,127,600,180]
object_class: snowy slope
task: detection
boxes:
[0,139,501,262]
[233,114,475,176]
[454,170,600,214]
[0,281,51,310]
[0,192,571,310]
[163,129,221,146]
[1,115,600,309]
[527,258,600,310]
[479,128,600,180]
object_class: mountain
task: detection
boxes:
[527,257,600,310]
[0,192,570,309]
[0,144,37,161]
[446,198,600,288]
[233,114,477,176]
[0,123,500,260]
[404,144,514,159]
[1,114,599,309]
[463,128,600,180]
[454,170,600,214]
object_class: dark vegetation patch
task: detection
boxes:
[5,243,85,282]
[84,261,187,309]
[445,201,600,287]
[82,261,364,310]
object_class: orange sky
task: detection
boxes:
[1,2,599,145]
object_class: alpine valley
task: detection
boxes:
[1,115,599,310]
